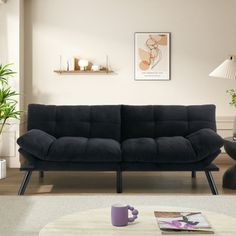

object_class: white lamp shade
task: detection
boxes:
[209,55,236,79]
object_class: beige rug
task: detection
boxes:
[0,195,236,235]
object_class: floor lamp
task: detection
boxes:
[209,55,236,138]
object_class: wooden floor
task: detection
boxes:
[0,158,236,195]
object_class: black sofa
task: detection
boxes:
[17,104,223,195]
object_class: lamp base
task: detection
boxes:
[233,116,236,141]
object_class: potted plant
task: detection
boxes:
[227,89,236,107]
[227,89,236,140]
[0,63,21,179]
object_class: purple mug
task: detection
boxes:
[111,204,139,227]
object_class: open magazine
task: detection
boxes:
[154,211,214,235]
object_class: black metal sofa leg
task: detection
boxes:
[116,169,122,193]
[39,171,44,178]
[18,171,32,195]
[192,171,196,178]
[205,171,218,195]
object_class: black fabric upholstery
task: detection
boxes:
[18,104,222,166]
[122,138,158,162]
[27,105,56,137]
[187,128,223,159]
[121,105,216,140]
[17,129,55,159]
[47,137,121,162]
[28,104,121,141]
[188,105,216,133]
[18,148,220,172]
[18,148,120,171]
[121,151,221,171]
[122,128,222,163]
[156,136,196,163]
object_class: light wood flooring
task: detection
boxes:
[0,155,236,195]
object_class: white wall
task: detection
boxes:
[0,0,23,167]
[24,0,236,116]
[0,3,7,63]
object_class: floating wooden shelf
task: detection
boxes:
[54,70,114,74]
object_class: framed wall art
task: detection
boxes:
[134,32,171,81]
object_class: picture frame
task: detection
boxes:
[134,32,171,81]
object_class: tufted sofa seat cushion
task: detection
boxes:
[18,128,222,164]
[122,128,223,163]
[47,137,121,162]
[17,129,121,162]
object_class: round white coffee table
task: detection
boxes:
[39,206,236,235]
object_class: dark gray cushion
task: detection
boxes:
[17,129,56,159]
[122,137,197,163]
[122,138,158,162]
[28,104,121,141]
[186,128,223,159]
[122,128,223,163]
[46,137,121,162]
[121,105,216,140]
[156,136,197,163]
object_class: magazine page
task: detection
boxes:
[154,211,213,233]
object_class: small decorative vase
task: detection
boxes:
[0,159,6,179]
[67,58,75,71]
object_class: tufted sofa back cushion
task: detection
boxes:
[27,104,216,142]
[121,105,216,140]
[27,104,121,141]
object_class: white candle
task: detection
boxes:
[68,57,75,71]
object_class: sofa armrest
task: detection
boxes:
[186,128,223,159]
[17,129,56,159]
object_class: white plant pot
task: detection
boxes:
[0,159,6,179]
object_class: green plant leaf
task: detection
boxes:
[227,89,236,108]
[0,63,16,85]
[0,63,23,135]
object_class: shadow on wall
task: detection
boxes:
[24,0,52,107]
[24,1,52,106]
[30,89,52,105]
[0,4,8,63]
[24,0,33,109]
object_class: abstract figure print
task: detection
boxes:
[135,32,170,81]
